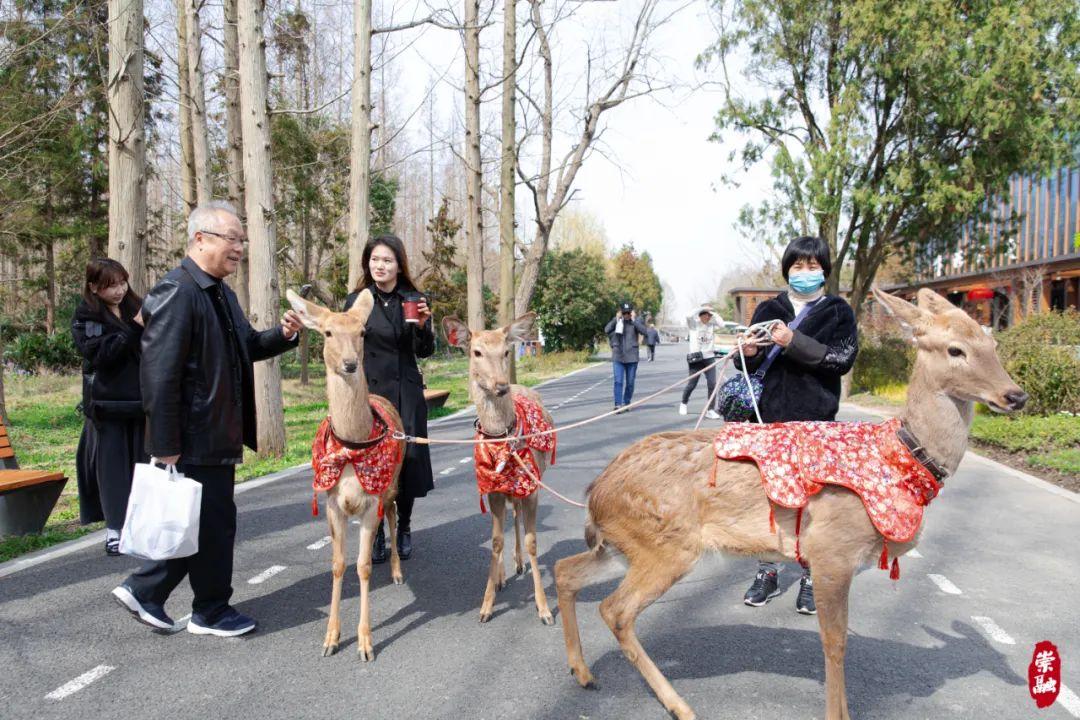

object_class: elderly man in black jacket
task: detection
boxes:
[112,200,303,637]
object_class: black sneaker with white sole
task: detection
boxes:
[112,585,175,631]
[795,572,816,615]
[743,569,780,607]
[187,608,257,637]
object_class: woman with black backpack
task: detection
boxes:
[73,259,148,556]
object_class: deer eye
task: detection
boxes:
[504,350,510,357]
[324,330,332,338]
[947,346,965,358]
[473,349,482,358]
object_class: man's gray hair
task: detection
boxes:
[187,200,239,245]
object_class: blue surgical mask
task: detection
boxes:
[789,270,825,294]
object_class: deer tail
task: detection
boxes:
[584,519,604,552]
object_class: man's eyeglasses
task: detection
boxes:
[199,230,247,246]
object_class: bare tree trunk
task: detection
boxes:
[464,0,484,328]
[176,0,197,214]
[107,0,147,293]
[223,0,249,312]
[346,0,373,291]
[44,239,56,335]
[185,0,213,203]
[499,0,517,376]
[0,334,8,425]
[238,0,286,456]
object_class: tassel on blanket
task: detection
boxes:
[709,456,719,488]
[768,504,776,534]
[312,492,319,517]
[879,541,889,571]
[479,494,487,514]
[377,498,384,521]
[890,557,901,581]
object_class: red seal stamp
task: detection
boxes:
[1028,640,1061,709]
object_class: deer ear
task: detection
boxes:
[915,288,955,315]
[504,312,536,343]
[442,316,471,349]
[871,286,930,332]
[286,289,328,330]
[347,288,375,324]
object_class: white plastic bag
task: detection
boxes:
[119,460,201,560]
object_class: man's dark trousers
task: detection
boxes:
[125,464,236,621]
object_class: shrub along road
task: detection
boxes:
[1,346,1078,719]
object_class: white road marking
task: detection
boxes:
[440,468,454,476]
[459,457,472,464]
[927,574,962,595]
[1058,685,1080,717]
[247,565,286,585]
[46,665,115,700]
[307,536,332,550]
[970,616,1015,645]
[906,548,923,558]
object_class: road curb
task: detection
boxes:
[0,362,605,580]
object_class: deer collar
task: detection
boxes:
[474,417,518,439]
[897,423,950,484]
[329,412,389,450]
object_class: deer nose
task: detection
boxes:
[495,383,510,397]
[1004,389,1028,411]
[342,360,358,374]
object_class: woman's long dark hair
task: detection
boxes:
[83,258,142,319]
[356,234,421,294]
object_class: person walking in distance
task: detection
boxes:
[72,259,148,556]
[680,304,722,419]
[604,302,648,412]
[343,235,434,564]
[645,321,660,362]
[734,235,858,615]
[112,200,303,636]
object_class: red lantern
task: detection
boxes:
[966,288,995,300]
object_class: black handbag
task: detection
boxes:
[686,351,704,364]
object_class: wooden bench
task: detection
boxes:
[0,418,68,536]
[423,389,451,413]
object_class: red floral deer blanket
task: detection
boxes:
[713,418,942,579]
[474,394,557,513]
[310,402,403,518]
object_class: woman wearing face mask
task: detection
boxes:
[72,258,148,556]
[343,235,434,564]
[734,235,858,615]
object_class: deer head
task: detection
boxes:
[286,288,374,380]
[443,313,537,399]
[871,286,1028,413]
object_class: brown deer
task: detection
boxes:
[286,288,405,661]
[554,287,1028,720]
[442,312,557,625]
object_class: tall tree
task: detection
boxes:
[223,0,249,311]
[176,0,197,212]
[515,0,665,315]
[184,0,212,203]
[238,0,286,455]
[346,0,373,291]
[703,0,1080,316]
[498,0,517,326]
[107,0,147,292]
[608,243,662,318]
[463,0,484,328]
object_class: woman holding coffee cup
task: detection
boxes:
[344,234,435,563]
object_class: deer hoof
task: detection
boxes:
[668,703,695,720]
[539,610,555,626]
[478,611,492,623]
[570,667,598,690]
[392,573,404,585]
[322,643,338,657]
[516,562,525,575]
[357,645,375,662]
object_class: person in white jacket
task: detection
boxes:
[680,304,723,418]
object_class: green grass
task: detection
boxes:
[971,412,1080,478]
[1028,447,1080,474]
[0,350,596,562]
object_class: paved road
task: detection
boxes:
[2,345,1079,720]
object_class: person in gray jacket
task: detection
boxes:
[604,301,649,411]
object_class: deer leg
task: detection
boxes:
[355,502,379,661]
[479,493,507,623]
[555,544,623,689]
[600,562,697,720]
[384,498,403,585]
[322,501,348,657]
[813,563,855,720]
[512,498,525,575]
[523,494,553,625]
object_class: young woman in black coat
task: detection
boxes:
[72,258,148,556]
[343,234,435,563]
[734,236,859,614]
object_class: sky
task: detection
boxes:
[371,0,776,319]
